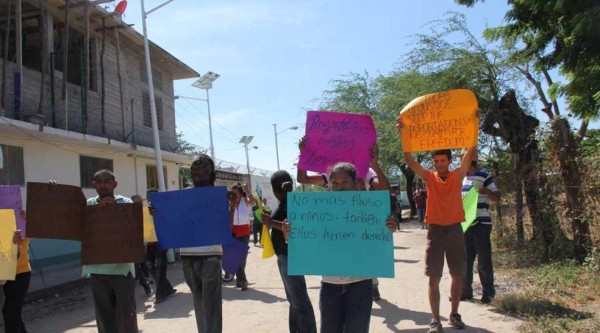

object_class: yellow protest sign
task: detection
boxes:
[143,207,158,242]
[0,209,18,281]
[261,224,275,259]
[399,89,479,152]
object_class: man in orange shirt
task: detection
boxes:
[398,115,477,333]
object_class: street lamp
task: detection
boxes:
[191,71,220,160]
[273,124,299,170]
[239,135,257,192]
[141,0,175,192]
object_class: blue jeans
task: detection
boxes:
[319,279,373,333]
[462,223,495,298]
[276,255,317,333]
[181,256,222,333]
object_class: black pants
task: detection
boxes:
[90,273,138,333]
[2,271,31,333]
[146,243,174,298]
[135,262,151,287]
[462,223,495,298]
[252,222,262,244]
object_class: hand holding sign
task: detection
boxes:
[398,89,479,152]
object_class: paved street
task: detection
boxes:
[22,221,521,332]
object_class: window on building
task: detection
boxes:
[142,92,163,130]
[146,165,168,190]
[0,144,25,185]
[80,156,113,188]
[140,65,163,92]
[4,11,97,91]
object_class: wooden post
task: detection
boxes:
[114,27,126,141]
[62,0,70,130]
[83,2,89,133]
[14,0,22,119]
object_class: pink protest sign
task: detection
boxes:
[298,111,376,178]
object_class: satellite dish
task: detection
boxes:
[114,0,127,15]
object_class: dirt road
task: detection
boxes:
[23,221,521,332]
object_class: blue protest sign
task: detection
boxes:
[222,238,249,274]
[149,187,232,249]
[287,191,394,278]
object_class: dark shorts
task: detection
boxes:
[425,223,466,278]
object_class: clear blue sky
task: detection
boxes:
[116,0,512,174]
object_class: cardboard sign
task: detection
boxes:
[298,111,376,178]
[149,187,232,249]
[25,182,86,240]
[81,203,144,265]
[0,185,26,235]
[399,89,479,152]
[222,238,249,274]
[461,188,479,232]
[143,207,158,242]
[0,209,18,281]
[287,191,394,278]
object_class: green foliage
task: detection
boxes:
[460,0,600,119]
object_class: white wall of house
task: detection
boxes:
[0,134,183,268]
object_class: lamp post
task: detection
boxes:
[239,135,256,192]
[141,0,174,192]
[273,124,299,170]
[191,72,220,160]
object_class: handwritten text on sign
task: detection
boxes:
[298,111,376,178]
[400,89,479,152]
[287,191,394,278]
[149,187,232,249]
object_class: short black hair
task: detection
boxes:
[271,170,293,192]
[329,162,356,181]
[431,149,452,160]
[191,154,216,185]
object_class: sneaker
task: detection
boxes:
[448,313,465,329]
[373,286,381,301]
[239,280,249,291]
[428,320,444,333]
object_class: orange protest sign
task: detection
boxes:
[399,89,479,152]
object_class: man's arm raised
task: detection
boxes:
[397,115,429,182]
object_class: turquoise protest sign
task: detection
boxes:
[461,187,479,232]
[287,191,394,278]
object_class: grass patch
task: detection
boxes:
[493,241,600,332]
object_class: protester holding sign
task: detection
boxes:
[397,112,478,333]
[179,154,225,333]
[262,170,317,333]
[2,223,30,333]
[84,169,138,333]
[316,162,397,333]
[228,183,255,291]
[460,151,500,304]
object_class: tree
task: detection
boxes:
[457,0,598,262]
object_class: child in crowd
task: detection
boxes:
[287,162,396,333]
